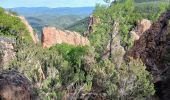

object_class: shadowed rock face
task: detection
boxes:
[42,27,90,48]
[0,70,35,100]
[128,10,170,99]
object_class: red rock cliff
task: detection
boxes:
[42,27,90,48]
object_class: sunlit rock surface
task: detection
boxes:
[130,19,152,41]
[42,27,89,48]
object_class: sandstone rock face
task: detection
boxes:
[0,70,35,100]
[42,27,90,48]
[0,37,15,68]
[128,10,170,99]
[130,19,152,41]
[18,16,39,44]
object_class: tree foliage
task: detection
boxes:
[1,0,166,99]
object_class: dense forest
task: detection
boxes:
[1,0,170,99]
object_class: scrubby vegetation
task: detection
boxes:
[1,0,170,99]
[8,42,155,99]
[91,0,169,52]
[0,7,33,42]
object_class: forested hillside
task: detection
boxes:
[65,17,89,34]
[1,0,170,99]
[66,0,170,34]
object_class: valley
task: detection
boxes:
[9,7,94,38]
[1,0,170,100]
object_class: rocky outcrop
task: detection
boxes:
[18,16,39,44]
[0,37,15,68]
[101,22,125,68]
[84,15,100,36]
[136,19,152,36]
[130,19,152,41]
[128,10,170,99]
[42,27,89,48]
[0,70,35,100]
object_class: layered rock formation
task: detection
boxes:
[0,70,35,100]
[42,27,89,48]
[128,10,170,99]
[0,37,15,68]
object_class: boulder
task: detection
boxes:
[0,70,35,100]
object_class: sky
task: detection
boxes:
[0,0,106,8]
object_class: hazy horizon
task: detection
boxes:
[6,6,95,9]
[0,0,106,8]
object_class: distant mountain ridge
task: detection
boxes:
[6,7,94,38]
[9,7,95,16]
